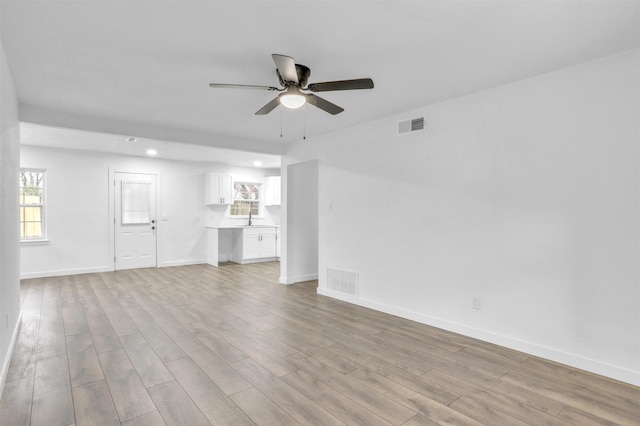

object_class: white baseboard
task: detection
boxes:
[239,257,278,265]
[0,311,22,400]
[159,258,207,268]
[21,259,210,278]
[279,273,318,285]
[20,265,113,279]
[317,288,640,387]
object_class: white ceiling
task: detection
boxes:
[2,1,639,161]
[20,123,282,168]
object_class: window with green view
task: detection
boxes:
[230,182,261,216]
[20,169,46,240]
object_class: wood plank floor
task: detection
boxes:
[1,262,638,425]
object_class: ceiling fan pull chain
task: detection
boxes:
[303,104,307,141]
[280,108,283,138]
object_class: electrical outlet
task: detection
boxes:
[472,297,482,310]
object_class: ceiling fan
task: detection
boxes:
[209,54,374,115]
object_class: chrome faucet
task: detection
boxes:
[248,210,252,226]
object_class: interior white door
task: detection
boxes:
[114,172,157,270]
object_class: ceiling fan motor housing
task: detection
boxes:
[277,64,311,87]
[295,64,311,87]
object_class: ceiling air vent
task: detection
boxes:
[398,117,425,135]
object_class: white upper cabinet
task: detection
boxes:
[205,173,233,205]
[264,176,281,206]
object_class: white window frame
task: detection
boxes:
[228,181,263,218]
[19,168,48,242]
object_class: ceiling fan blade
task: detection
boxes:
[305,94,344,115]
[272,54,299,84]
[255,96,282,115]
[306,78,374,92]
[209,83,280,91]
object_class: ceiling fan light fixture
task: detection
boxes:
[280,93,306,109]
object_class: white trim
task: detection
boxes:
[0,311,22,400]
[20,265,112,279]
[279,273,318,285]
[159,259,207,268]
[317,288,640,387]
[20,238,50,245]
[239,257,279,265]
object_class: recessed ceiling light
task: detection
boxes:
[126,137,138,143]
[253,160,263,167]
[146,149,157,156]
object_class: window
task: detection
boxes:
[121,181,151,224]
[230,182,261,216]
[19,169,46,240]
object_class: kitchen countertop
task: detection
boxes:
[206,225,280,229]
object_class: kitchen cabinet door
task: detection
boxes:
[260,232,277,258]
[205,173,233,205]
[264,176,281,206]
[242,230,263,259]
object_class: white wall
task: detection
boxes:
[0,42,22,397]
[283,49,640,385]
[19,147,281,278]
[279,161,318,284]
[20,146,212,277]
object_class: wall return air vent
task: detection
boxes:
[398,117,425,135]
[327,268,359,297]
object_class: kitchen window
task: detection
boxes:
[230,182,261,216]
[20,169,46,240]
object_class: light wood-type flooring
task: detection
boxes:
[1,262,638,425]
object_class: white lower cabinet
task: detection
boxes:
[232,227,277,263]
